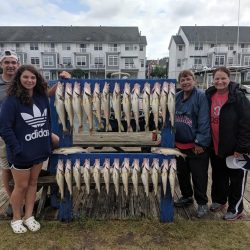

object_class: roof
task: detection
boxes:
[180,26,250,43]
[172,35,184,44]
[0,26,147,44]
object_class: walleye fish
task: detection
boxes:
[72,81,83,133]
[169,158,177,198]
[56,159,64,200]
[93,82,103,130]
[161,159,169,196]
[102,158,110,195]
[141,158,150,197]
[168,82,175,131]
[53,146,89,155]
[131,159,140,196]
[82,82,93,134]
[122,82,133,132]
[121,158,130,196]
[142,82,150,132]
[151,82,161,132]
[112,82,124,132]
[151,158,160,196]
[102,82,112,131]
[160,82,169,128]
[82,159,91,195]
[151,147,187,158]
[93,159,101,194]
[65,159,73,197]
[54,81,68,135]
[73,159,81,192]
[64,82,74,134]
[112,158,120,196]
[131,83,141,132]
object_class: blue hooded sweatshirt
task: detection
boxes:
[175,87,211,147]
[0,93,52,166]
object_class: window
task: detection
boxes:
[179,46,183,51]
[62,57,72,65]
[43,72,50,81]
[62,43,71,50]
[108,44,118,52]
[43,56,54,66]
[30,43,39,50]
[210,44,215,48]
[94,57,104,66]
[241,44,245,48]
[80,43,87,52]
[125,58,134,68]
[194,58,202,67]
[108,55,118,66]
[125,44,133,51]
[228,44,234,50]
[76,56,87,66]
[140,59,144,68]
[177,59,181,67]
[228,57,233,65]
[94,43,102,51]
[31,57,40,65]
[139,45,143,51]
[0,43,4,51]
[246,72,250,80]
[194,42,203,50]
[214,55,225,66]
[243,56,250,66]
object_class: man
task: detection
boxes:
[0,50,70,216]
[0,50,20,216]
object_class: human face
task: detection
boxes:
[0,57,19,77]
[179,75,195,93]
[20,70,37,95]
[213,70,230,92]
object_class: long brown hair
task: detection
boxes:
[8,65,48,105]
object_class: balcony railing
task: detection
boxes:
[124,64,137,69]
[90,64,105,69]
[108,47,120,52]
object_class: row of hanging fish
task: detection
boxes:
[54,81,175,134]
[56,157,176,199]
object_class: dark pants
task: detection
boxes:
[210,150,248,214]
[176,148,209,205]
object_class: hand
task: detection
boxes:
[59,71,71,79]
[193,144,204,155]
[234,152,241,158]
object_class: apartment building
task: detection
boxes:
[168,26,250,85]
[0,26,147,80]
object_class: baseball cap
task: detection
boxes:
[0,50,19,63]
[226,154,250,171]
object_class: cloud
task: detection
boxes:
[0,0,249,59]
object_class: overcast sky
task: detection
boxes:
[1,0,249,59]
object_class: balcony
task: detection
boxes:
[208,47,228,54]
[124,64,138,70]
[44,48,55,52]
[108,47,120,52]
[90,64,105,69]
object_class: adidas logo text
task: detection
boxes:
[25,128,50,141]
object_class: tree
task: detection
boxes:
[150,65,167,78]
[71,68,87,78]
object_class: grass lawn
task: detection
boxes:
[0,216,249,250]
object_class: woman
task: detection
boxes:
[174,70,211,218]
[206,66,250,221]
[0,65,52,233]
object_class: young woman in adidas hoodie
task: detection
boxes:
[0,65,52,233]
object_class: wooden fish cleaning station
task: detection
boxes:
[45,79,176,223]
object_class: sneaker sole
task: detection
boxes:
[224,212,243,221]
